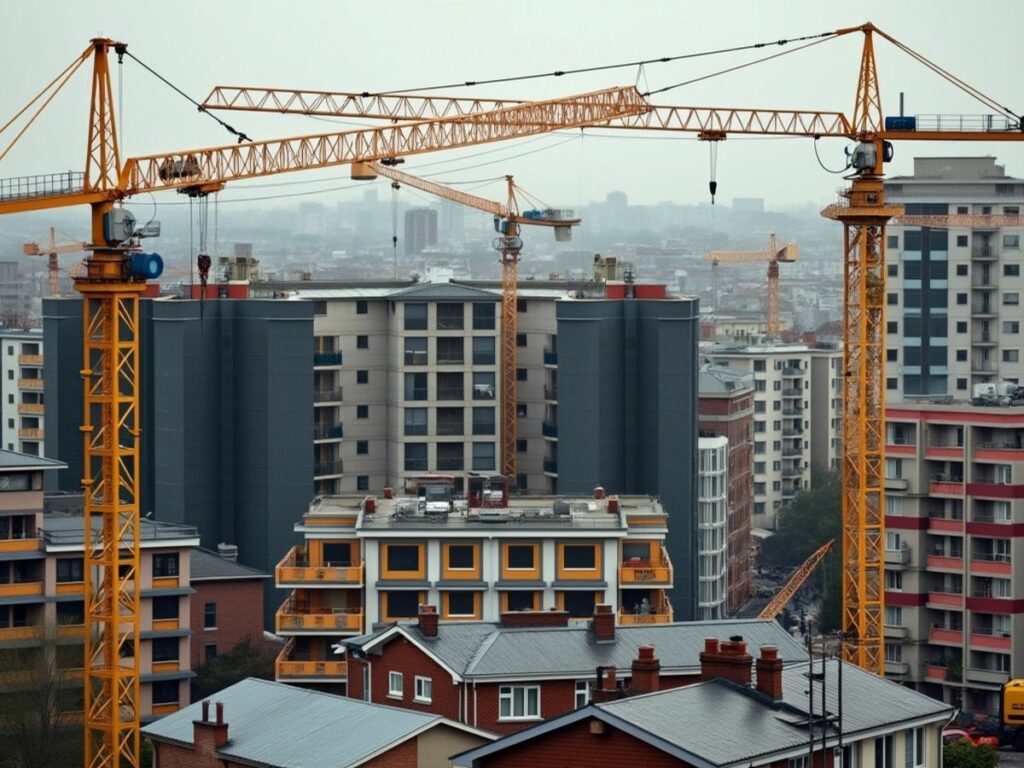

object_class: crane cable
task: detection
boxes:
[391,180,400,279]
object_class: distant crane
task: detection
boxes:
[705,233,798,338]
[758,539,835,620]
[23,227,88,296]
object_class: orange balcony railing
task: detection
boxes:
[17,379,43,390]
[275,546,363,586]
[0,582,43,598]
[618,593,673,625]
[619,548,673,586]
[17,354,43,365]
[16,403,44,415]
[275,600,363,634]
[275,638,348,680]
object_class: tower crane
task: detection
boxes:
[758,539,835,620]
[203,22,1024,675]
[356,161,578,479]
[704,233,798,337]
[0,39,648,768]
[23,227,88,296]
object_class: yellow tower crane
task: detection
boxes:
[23,227,89,296]
[704,233,798,338]
[758,539,835,620]
[0,39,648,768]
[353,161,579,480]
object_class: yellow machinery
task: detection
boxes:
[0,39,647,768]
[23,227,89,296]
[203,22,1024,675]
[355,162,579,479]
[757,539,835,620]
[705,233,798,337]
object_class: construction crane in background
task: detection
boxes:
[704,233,798,337]
[207,23,1024,675]
[23,227,88,296]
[0,38,647,768]
[355,161,578,479]
[758,539,835,620]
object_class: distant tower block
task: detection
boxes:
[404,208,438,256]
[234,243,253,259]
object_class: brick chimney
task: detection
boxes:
[591,666,620,703]
[594,486,606,500]
[499,610,570,628]
[418,604,438,638]
[383,486,394,499]
[591,604,615,643]
[192,700,230,754]
[607,496,619,514]
[364,496,377,514]
[755,645,784,700]
[630,645,660,695]
[699,636,752,686]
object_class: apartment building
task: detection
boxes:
[698,365,754,614]
[696,436,728,620]
[705,342,842,530]
[0,329,45,456]
[885,156,1024,399]
[883,401,1024,716]
[273,485,674,690]
[0,450,201,720]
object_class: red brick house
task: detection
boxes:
[142,677,493,768]
[342,604,805,734]
[450,637,955,767]
[189,546,270,668]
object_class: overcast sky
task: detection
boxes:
[2,0,1023,223]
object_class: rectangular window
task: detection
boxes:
[404,303,428,330]
[357,440,369,454]
[356,300,368,314]
[404,337,427,365]
[1006,264,1021,277]
[472,337,496,365]
[151,680,179,705]
[472,303,496,330]
[884,605,902,626]
[473,407,496,435]
[386,545,420,572]
[1004,349,1019,363]
[505,591,539,611]
[384,591,421,619]
[472,443,495,471]
[414,676,432,704]
[955,263,968,276]
[405,444,427,472]
[446,591,476,617]
[575,680,592,709]
[1004,292,1020,306]
[357,405,369,419]
[152,637,180,662]
[874,734,894,768]
[404,408,428,436]
[388,671,404,698]
[1004,321,1020,334]
[448,545,475,570]
[404,372,428,401]
[322,542,352,567]
[516,333,527,347]
[357,475,369,491]
[508,545,535,569]
[204,602,217,629]
[1004,235,1020,249]
[563,545,596,569]
[437,303,464,330]
[473,372,496,400]
[152,553,179,578]
[561,591,597,618]
[152,595,179,621]
[499,685,540,720]
[885,570,903,591]
[437,336,464,365]
[437,372,463,401]
[356,335,369,349]
[56,601,84,625]
[516,368,527,382]
[957,234,969,247]
[436,408,464,436]
[356,369,369,384]
[56,557,84,583]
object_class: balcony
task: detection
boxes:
[928,514,964,533]
[782,388,802,398]
[17,379,43,390]
[782,467,803,479]
[314,387,343,403]
[885,545,912,565]
[972,278,997,290]
[0,534,41,554]
[928,626,963,645]
[924,445,963,460]
[620,549,673,586]
[275,599,363,634]
[927,591,964,609]
[884,477,909,491]
[544,386,558,401]
[966,667,1011,686]
[972,361,998,373]
[972,246,997,261]
[314,351,342,367]
[782,446,801,457]
[782,408,803,417]
[971,303,997,318]
[16,403,44,415]
[17,354,43,365]
[925,664,949,682]
[969,630,1012,652]
[782,366,802,377]
[543,350,558,365]
[975,442,1024,461]
[437,458,465,471]
[972,332,998,347]
[926,555,964,571]
[313,424,343,440]
[619,606,673,625]
[275,639,348,681]
[782,427,803,437]
[884,624,909,639]
[0,581,43,598]
[970,553,1012,576]
[930,479,965,496]
[276,546,363,586]
[542,421,558,438]
[543,459,558,474]
[17,428,44,440]
[314,460,344,477]
[885,660,910,676]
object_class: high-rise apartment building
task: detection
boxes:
[696,436,728,620]
[705,342,842,531]
[404,207,439,256]
[698,365,754,614]
[0,329,45,456]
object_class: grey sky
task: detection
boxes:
[2,0,1023,217]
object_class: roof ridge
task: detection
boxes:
[463,627,503,676]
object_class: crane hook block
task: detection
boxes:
[129,252,164,280]
[709,180,717,205]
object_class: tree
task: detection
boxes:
[943,740,999,768]
[760,470,842,632]
[192,640,278,700]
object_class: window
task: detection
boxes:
[473,407,495,435]
[887,321,898,334]
[472,443,495,471]
[356,369,369,384]
[955,293,967,305]
[356,300,368,315]
[437,372,463,400]
[1004,292,1020,306]
[405,337,428,365]
[405,408,427,436]
[516,403,527,417]
[204,602,217,629]
[887,234,898,249]
[204,644,218,663]
[1004,234,1020,249]
[356,440,369,455]
[955,321,968,333]
[473,372,495,399]
[874,735,894,768]
[448,545,474,570]
[56,601,84,625]
[994,578,1012,598]
[152,637,179,662]
[886,377,897,390]
[56,557,83,583]
[563,545,596,569]
[887,349,897,362]
[152,553,179,578]
[387,545,420,572]
[1004,321,1020,334]
[516,333,527,347]
[356,335,369,349]
[357,405,369,419]
[384,591,421,619]
[152,596,179,621]
[516,439,528,453]
[517,298,528,313]
[884,605,902,626]
[561,591,597,617]
[516,368,527,382]
[955,263,968,276]
[405,303,428,330]
[957,234,969,247]
[405,444,427,471]
[885,531,902,551]
[956,377,968,390]
[1004,349,1019,363]
[405,372,428,400]
[151,680,179,705]
[574,680,592,709]
[885,570,903,591]
[473,302,496,330]
[499,685,540,720]
[788,758,810,768]
[887,293,898,306]
[437,337,464,365]
[885,643,902,662]
[414,676,432,704]
[447,591,476,617]
[508,545,535,569]
[1006,264,1021,277]
[955,349,967,362]
[753,360,766,372]
[887,263,898,277]
[505,591,539,611]
[323,542,352,567]
[437,303,464,330]
[388,671,404,698]
[357,475,369,491]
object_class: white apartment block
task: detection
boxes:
[0,329,45,456]
[885,156,1024,399]
[705,342,842,530]
[697,436,728,620]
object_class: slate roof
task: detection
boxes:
[344,619,806,681]
[388,281,501,302]
[143,677,490,768]
[0,449,65,470]
[189,548,270,581]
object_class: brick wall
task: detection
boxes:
[152,734,418,768]
[189,579,265,667]
[362,736,417,768]
[353,635,462,721]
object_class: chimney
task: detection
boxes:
[607,496,619,515]
[630,645,661,695]
[216,543,238,562]
[364,496,376,515]
[591,604,615,643]
[499,610,570,628]
[193,699,230,752]
[593,486,606,500]
[699,635,752,687]
[755,645,784,700]
[418,604,438,638]
[591,666,620,703]
[383,486,394,500]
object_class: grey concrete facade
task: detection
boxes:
[555,294,700,619]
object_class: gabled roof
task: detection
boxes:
[142,677,492,768]
[388,281,500,302]
[0,449,65,470]
[189,548,270,581]
[453,659,954,768]
[344,618,806,682]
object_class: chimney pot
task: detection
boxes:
[607,496,619,514]
[631,644,661,695]
[761,645,779,661]
[364,497,376,514]
[638,644,655,661]
[383,486,394,499]
[215,702,224,726]
[755,645,784,700]
[201,700,210,722]
[594,486,606,500]
[704,638,720,654]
